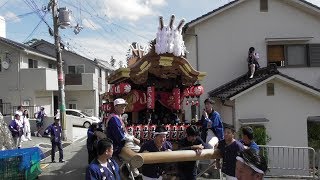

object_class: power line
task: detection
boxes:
[23,19,43,43]
[0,0,9,9]
[60,0,149,40]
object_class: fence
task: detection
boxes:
[0,103,12,116]
[259,145,317,179]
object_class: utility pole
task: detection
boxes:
[51,0,67,141]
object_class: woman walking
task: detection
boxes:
[22,110,32,141]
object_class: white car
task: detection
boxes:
[56,109,100,128]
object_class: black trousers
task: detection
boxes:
[51,141,63,161]
[88,149,96,164]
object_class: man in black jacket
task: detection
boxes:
[177,125,209,180]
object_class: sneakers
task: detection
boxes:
[249,75,254,79]
[59,160,65,163]
[51,160,56,163]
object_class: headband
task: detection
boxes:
[153,132,168,135]
[236,156,264,174]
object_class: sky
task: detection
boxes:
[1,0,320,68]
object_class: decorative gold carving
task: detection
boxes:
[197,72,207,81]
[159,56,173,66]
[137,63,151,76]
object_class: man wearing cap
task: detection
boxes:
[235,148,268,180]
[139,125,173,180]
[45,118,65,163]
[106,98,141,177]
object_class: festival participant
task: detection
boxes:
[106,98,140,177]
[139,125,173,180]
[22,109,32,141]
[216,124,244,180]
[177,125,209,180]
[200,98,224,148]
[87,121,107,164]
[240,126,259,153]
[45,118,65,163]
[236,148,268,180]
[86,138,120,180]
[8,114,24,149]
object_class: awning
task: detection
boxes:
[238,118,269,125]
[265,37,313,44]
[307,116,320,122]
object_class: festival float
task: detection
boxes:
[101,15,221,171]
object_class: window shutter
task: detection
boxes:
[308,44,320,67]
[268,45,284,62]
[260,0,268,12]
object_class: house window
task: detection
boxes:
[28,59,38,68]
[48,62,56,69]
[260,0,268,12]
[99,68,102,77]
[68,103,77,109]
[267,45,307,67]
[68,65,84,74]
[266,83,274,96]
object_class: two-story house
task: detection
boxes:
[31,40,115,117]
[0,37,58,116]
[183,0,320,149]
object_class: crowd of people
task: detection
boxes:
[85,98,268,180]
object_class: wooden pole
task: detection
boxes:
[120,147,221,168]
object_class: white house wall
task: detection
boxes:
[235,79,320,147]
[65,90,98,117]
[185,0,320,119]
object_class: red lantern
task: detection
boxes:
[183,87,190,98]
[189,86,195,98]
[170,124,178,140]
[172,88,181,110]
[147,86,155,109]
[194,85,204,97]
[142,125,149,140]
[149,124,157,140]
[134,124,142,139]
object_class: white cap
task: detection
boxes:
[114,98,128,106]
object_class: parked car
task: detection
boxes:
[55,109,100,128]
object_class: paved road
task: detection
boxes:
[39,137,88,180]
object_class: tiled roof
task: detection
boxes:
[208,64,320,100]
[0,37,55,58]
[183,0,320,32]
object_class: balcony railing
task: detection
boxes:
[65,74,82,85]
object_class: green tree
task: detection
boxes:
[24,38,40,46]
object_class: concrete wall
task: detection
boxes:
[235,78,320,147]
[65,90,98,117]
[184,0,320,120]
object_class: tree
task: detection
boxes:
[110,56,116,67]
[24,38,40,46]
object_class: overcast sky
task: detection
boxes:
[1,0,320,67]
